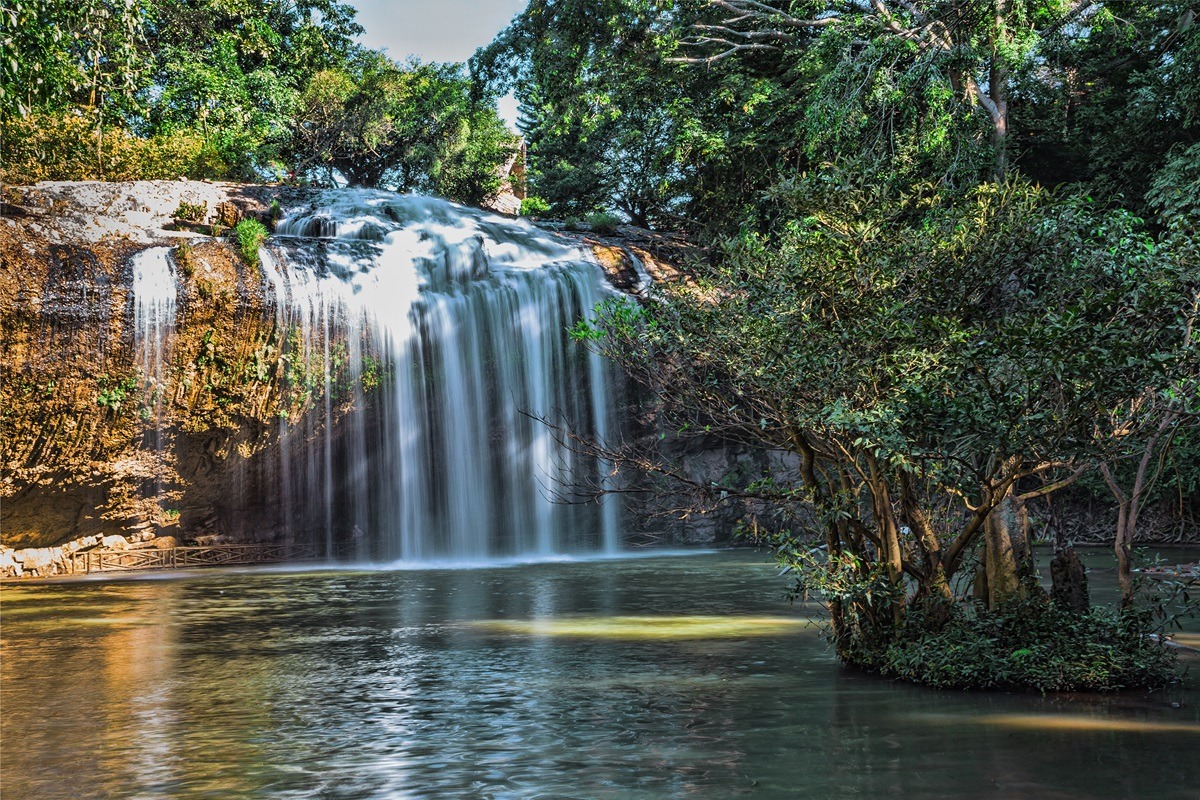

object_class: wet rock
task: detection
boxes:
[588,244,642,293]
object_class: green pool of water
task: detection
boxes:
[2,549,1197,799]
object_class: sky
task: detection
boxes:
[348,0,527,127]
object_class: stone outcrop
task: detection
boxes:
[1,181,335,551]
[481,141,527,217]
[0,530,176,578]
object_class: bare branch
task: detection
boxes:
[692,23,792,41]
[1018,465,1087,501]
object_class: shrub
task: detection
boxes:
[0,112,228,184]
[95,375,139,415]
[173,201,207,222]
[584,211,622,234]
[233,219,269,269]
[859,599,1181,692]
[520,195,551,217]
[174,243,196,278]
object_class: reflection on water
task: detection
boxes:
[2,550,1197,799]
[466,615,818,639]
[947,713,1200,734]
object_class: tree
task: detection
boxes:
[432,106,521,206]
[2,0,365,180]
[141,0,363,175]
[1,0,148,122]
[1021,2,1199,213]
[576,173,1198,659]
[672,0,1069,179]
[1096,223,1200,606]
[474,0,726,226]
[290,54,517,199]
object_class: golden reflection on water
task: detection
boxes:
[1171,633,1200,650]
[465,615,816,639]
[1,588,80,602]
[920,713,1200,735]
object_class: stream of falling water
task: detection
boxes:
[261,192,623,562]
[130,246,177,499]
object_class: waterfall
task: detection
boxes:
[130,246,178,500]
[263,191,624,562]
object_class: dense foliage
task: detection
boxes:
[478,0,1199,228]
[871,599,1181,691]
[291,55,518,198]
[1,0,516,201]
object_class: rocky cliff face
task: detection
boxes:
[0,181,335,549]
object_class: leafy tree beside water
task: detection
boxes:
[575,175,1197,686]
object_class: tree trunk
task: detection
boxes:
[795,436,850,659]
[1100,413,1177,609]
[990,0,1010,178]
[867,459,905,632]
[898,470,952,626]
[1114,512,1134,609]
[981,487,1031,609]
[1101,465,1136,609]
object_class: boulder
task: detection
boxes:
[21,547,57,575]
[0,549,22,577]
[153,536,179,550]
[215,201,242,228]
[100,535,129,551]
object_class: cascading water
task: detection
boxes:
[130,246,178,498]
[262,191,624,562]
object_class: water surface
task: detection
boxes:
[3,550,1197,799]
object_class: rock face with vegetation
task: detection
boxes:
[0,181,325,551]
